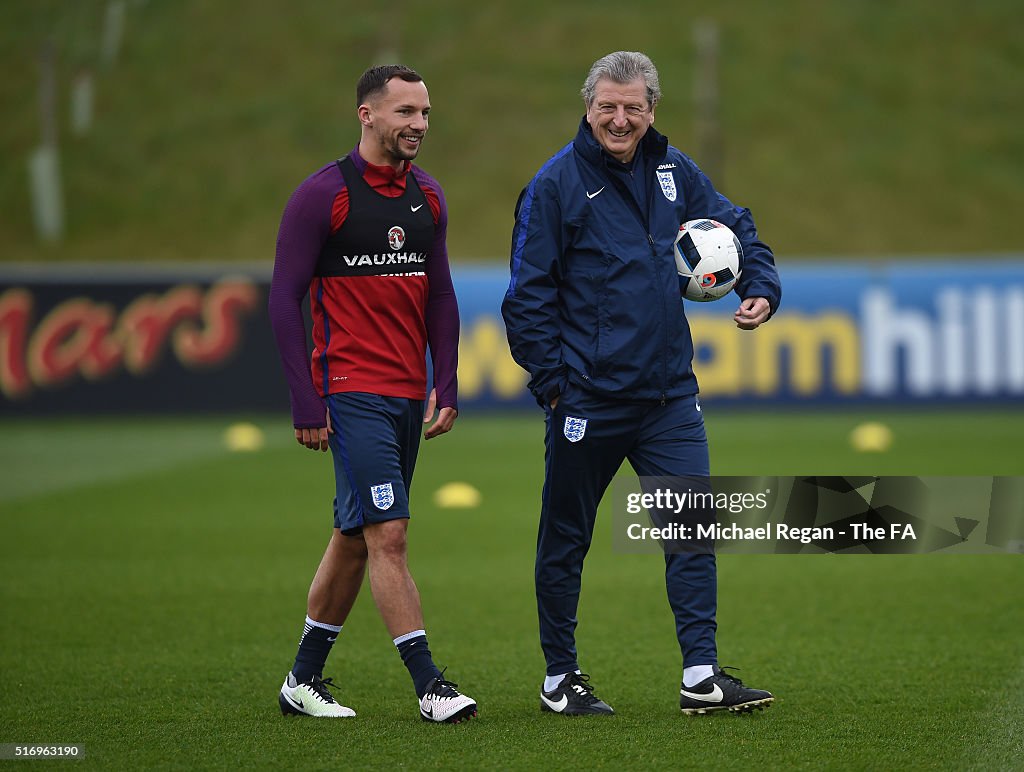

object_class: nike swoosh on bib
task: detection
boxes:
[540,693,569,711]
[411,204,424,212]
[680,684,724,703]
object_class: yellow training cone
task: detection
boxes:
[849,421,893,453]
[433,481,482,508]
[223,422,265,452]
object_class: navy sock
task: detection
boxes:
[394,630,441,698]
[292,616,341,683]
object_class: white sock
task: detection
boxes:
[544,669,581,693]
[299,615,343,644]
[683,664,715,688]
[392,629,426,647]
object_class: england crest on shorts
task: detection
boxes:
[656,170,677,202]
[370,482,394,510]
[563,416,588,443]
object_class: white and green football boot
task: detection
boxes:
[279,672,356,717]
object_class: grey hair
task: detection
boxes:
[581,51,661,108]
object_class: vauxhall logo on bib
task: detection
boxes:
[387,226,406,250]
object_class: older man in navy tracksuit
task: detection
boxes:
[502,51,781,716]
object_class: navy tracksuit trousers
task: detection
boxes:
[537,382,718,676]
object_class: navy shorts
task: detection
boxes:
[326,392,423,536]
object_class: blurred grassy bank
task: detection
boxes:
[2,0,1022,264]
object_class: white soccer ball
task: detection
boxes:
[673,219,742,302]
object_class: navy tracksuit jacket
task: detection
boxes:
[502,117,781,676]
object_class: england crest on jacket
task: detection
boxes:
[656,166,677,202]
[563,416,588,443]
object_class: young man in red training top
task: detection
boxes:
[268,65,475,723]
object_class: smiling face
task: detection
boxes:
[585,76,655,164]
[358,77,430,169]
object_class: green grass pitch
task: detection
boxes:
[1,409,1022,769]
